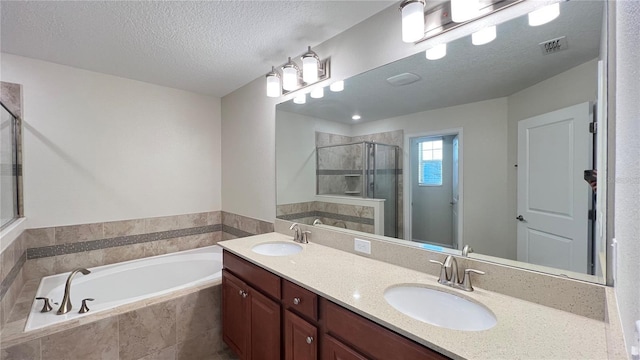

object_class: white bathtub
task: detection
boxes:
[25,245,223,332]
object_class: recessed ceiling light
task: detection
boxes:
[352,115,361,120]
[386,73,421,86]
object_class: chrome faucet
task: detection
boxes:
[462,244,474,257]
[289,223,310,244]
[430,255,485,291]
[289,223,301,242]
[57,268,91,315]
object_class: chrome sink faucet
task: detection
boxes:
[430,255,485,291]
[57,268,91,315]
[289,223,310,244]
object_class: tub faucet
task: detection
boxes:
[57,268,91,315]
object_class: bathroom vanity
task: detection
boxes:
[219,233,619,360]
[222,250,447,360]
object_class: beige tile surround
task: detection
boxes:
[1,280,236,360]
[0,210,272,357]
[275,218,607,320]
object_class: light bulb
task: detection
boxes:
[293,94,306,104]
[282,57,298,91]
[472,26,496,46]
[310,87,324,99]
[265,67,280,98]
[352,115,361,121]
[528,3,560,27]
[401,0,425,43]
[425,44,447,60]
[451,0,480,23]
[301,46,319,83]
[330,81,344,92]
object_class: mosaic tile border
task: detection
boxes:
[316,169,402,176]
[0,252,25,301]
[26,224,221,259]
[278,211,374,225]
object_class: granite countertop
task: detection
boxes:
[219,233,614,360]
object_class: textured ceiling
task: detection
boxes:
[278,1,604,124]
[0,1,394,97]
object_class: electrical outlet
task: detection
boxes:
[354,238,371,255]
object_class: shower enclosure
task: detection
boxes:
[316,142,399,238]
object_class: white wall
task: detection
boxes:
[351,98,511,259]
[1,54,222,228]
[275,110,351,205]
[614,1,640,355]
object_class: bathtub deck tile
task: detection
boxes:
[176,286,220,343]
[176,327,223,360]
[0,338,41,360]
[136,345,176,360]
[119,299,177,360]
[41,317,118,360]
[15,279,39,304]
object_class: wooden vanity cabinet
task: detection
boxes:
[222,255,281,360]
[222,250,449,360]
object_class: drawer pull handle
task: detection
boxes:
[239,290,248,298]
[293,297,301,305]
[306,336,314,344]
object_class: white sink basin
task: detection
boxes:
[252,242,303,256]
[384,285,497,331]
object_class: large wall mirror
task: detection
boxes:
[275,0,608,284]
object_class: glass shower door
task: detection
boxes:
[371,144,398,238]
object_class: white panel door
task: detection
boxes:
[517,102,591,274]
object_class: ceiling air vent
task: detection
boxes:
[386,73,421,86]
[539,36,569,55]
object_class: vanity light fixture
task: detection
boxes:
[397,0,516,44]
[426,43,447,60]
[282,57,299,91]
[330,80,344,92]
[293,94,306,104]
[310,87,324,99]
[528,3,560,27]
[400,0,426,43]
[451,0,480,23]
[352,115,361,121]
[472,26,496,45]
[301,46,320,83]
[265,48,330,97]
[266,67,281,98]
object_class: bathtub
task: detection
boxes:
[25,245,223,332]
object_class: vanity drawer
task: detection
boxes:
[322,299,449,360]
[282,279,318,321]
[223,250,281,299]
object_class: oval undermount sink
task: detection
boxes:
[251,242,303,256]
[384,285,497,331]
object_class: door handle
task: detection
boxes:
[516,215,526,222]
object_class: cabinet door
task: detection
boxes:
[284,309,318,360]
[249,287,281,360]
[323,335,368,360]
[222,270,250,359]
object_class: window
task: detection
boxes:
[418,139,443,186]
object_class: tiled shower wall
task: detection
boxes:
[315,130,404,238]
[277,201,375,234]
[0,211,273,327]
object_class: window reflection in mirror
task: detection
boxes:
[275,1,607,283]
